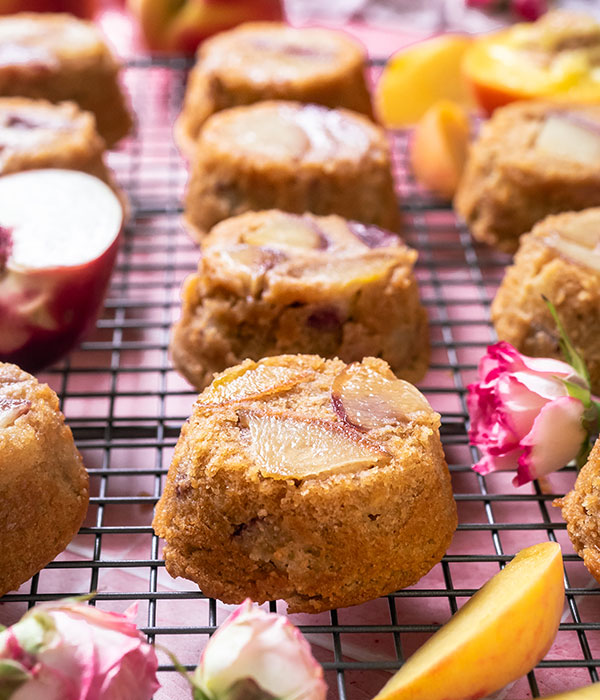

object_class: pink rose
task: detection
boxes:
[468,342,589,486]
[0,599,159,700]
[193,599,327,700]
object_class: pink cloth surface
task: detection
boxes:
[0,7,598,700]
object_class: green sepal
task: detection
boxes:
[221,679,277,700]
[575,435,594,470]
[561,383,600,470]
[0,659,31,700]
[561,378,593,410]
[543,296,591,384]
[193,689,212,700]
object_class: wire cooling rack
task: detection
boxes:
[1,55,599,700]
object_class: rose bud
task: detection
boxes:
[467,341,596,486]
[192,599,327,700]
[511,0,548,21]
[0,598,159,699]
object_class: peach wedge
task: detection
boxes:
[373,542,564,700]
[375,34,473,127]
[410,99,470,200]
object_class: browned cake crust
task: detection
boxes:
[153,354,457,613]
[492,208,600,393]
[0,97,121,198]
[171,210,428,390]
[0,13,133,147]
[556,437,600,583]
[175,22,373,156]
[454,102,600,253]
[184,101,400,240]
[0,361,89,597]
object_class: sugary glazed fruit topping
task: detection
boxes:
[332,362,432,431]
[0,396,30,428]
[238,409,391,479]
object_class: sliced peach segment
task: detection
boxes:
[410,99,470,200]
[199,362,311,406]
[545,232,600,272]
[332,362,432,431]
[238,409,390,479]
[463,12,600,114]
[0,396,30,428]
[536,114,600,165]
[219,245,285,274]
[288,254,395,291]
[242,216,326,252]
[555,209,600,249]
[375,34,473,127]
[228,108,309,160]
[374,541,564,700]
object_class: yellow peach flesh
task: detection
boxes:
[374,542,564,700]
[410,100,470,200]
[375,35,473,127]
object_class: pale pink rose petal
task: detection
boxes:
[1,601,159,700]
[481,342,583,383]
[494,373,550,437]
[198,599,326,700]
[467,380,519,449]
[515,396,586,486]
[473,447,523,475]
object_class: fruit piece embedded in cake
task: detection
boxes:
[183,101,400,240]
[454,101,600,253]
[170,210,428,390]
[0,169,124,372]
[0,13,133,146]
[556,436,600,584]
[0,97,123,200]
[491,207,600,393]
[0,360,89,597]
[152,354,457,613]
[174,22,372,156]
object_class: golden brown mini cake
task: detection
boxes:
[0,13,133,147]
[175,22,373,156]
[455,101,600,252]
[492,208,600,393]
[153,354,457,613]
[184,100,399,241]
[171,210,427,390]
[555,437,600,584]
[0,97,120,195]
[0,361,89,597]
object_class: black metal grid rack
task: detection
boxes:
[0,56,599,700]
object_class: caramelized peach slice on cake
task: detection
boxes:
[285,254,396,292]
[225,107,310,160]
[332,362,432,431]
[241,214,327,252]
[347,221,400,249]
[542,209,600,269]
[0,395,30,428]
[536,113,600,165]
[198,361,312,406]
[238,409,391,479]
